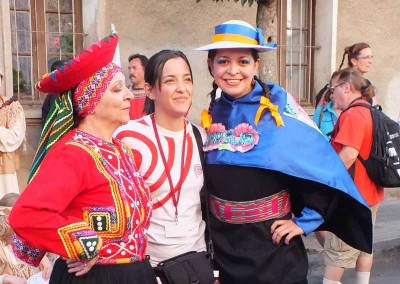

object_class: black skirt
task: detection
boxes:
[206,165,309,284]
[50,258,157,284]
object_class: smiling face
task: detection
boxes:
[146,57,193,120]
[93,72,133,129]
[208,48,260,99]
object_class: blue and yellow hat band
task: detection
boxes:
[213,23,260,45]
[196,20,276,52]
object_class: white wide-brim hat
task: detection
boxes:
[195,20,276,52]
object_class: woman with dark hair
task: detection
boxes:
[9,35,157,284]
[114,50,209,273]
[195,20,373,284]
[314,43,374,109]
[339,42,376,105]
[338,43,373,74]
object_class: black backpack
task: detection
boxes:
[337,103,400,187]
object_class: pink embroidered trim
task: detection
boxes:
[209,190,291,224]
[74,63,122,117]
[11,234,46,267]
[204,123,259,153]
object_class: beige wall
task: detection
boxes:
[336,0,400,120]
[101,0,257,124]
[5,1,400,189]
[6,1,256,190]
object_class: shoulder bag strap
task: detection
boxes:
[192,125,214,262]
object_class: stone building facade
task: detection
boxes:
[0,0,399,190]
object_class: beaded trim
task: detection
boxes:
[209,190,291,224]
[58,222,102,261]
[11,234,46,267]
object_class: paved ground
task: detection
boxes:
[305,191,400,283]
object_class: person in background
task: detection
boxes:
[9,34,157,284]
[0,70,26,195]
[338,42,376,105]
[115,49,208,269]
[312,43,374,246]
[339,43,373,76]
[195,20,373,284]
[315,43,374,108]
[311,71,342,247]
[312,89,341,140]
[323,68,383,284]
[41,59,68,123]
[0,193,52,284]
[127,54,148,119]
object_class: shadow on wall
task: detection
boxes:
[385,73,400,121]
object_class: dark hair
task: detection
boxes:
[206,48,271,115]
[143,50,193,114]
[332,68,375,99]
[128,54,148,68]
[339,43,371,70]
[50,59,68,72]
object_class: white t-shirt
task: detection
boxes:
[115,115,206,266]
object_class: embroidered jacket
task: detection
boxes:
[9,129,152,266]
[204,81,373,253]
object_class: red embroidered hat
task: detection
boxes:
[36,34,119,94]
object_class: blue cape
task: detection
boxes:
[205,81,373,253]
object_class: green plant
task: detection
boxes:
[12,69,27,92]
[196,0,259,7]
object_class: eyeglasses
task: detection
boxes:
[328,83,345,93]
[356,55,374,60]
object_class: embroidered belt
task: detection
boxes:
[209,190,291,224]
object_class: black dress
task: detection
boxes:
[206,165,338,284]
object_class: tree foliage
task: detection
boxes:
[195,0,278,83]
[195,0,262,7]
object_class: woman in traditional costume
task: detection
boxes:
[195,20,373,284]
[9,34,157,284]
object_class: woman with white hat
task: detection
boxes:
[9,35,157,284]
[196,20,373,283]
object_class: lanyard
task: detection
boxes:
[151,114,187,223]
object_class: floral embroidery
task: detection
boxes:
[11,234,45,267]
[284,93,319,130]
[63,130,152,264]
[204,123,259,153]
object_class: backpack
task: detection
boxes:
[338,102,400,187]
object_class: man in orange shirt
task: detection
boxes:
[127,53,148,119]
[323,68,384,284]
